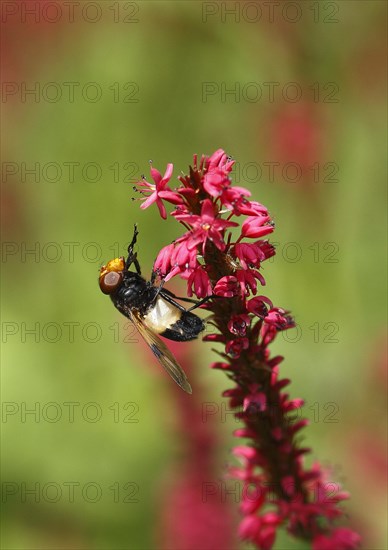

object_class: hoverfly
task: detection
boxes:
[99,225,205,394]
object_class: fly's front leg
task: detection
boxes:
[125,224,141,274]
[132,254,141,275]
[128,224,139,253]
[151,270,158,285]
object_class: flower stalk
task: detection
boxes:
[135,149,360,550]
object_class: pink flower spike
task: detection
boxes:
[133,150,360,550]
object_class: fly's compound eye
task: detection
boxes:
[99,271,123,294]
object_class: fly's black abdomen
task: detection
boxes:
[160,311,205,342]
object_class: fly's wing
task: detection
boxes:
[128,309,192,394]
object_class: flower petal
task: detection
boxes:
[161,162,173,183]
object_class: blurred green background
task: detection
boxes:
[1,1,386,549]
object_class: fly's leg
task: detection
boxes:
[161,288,217,311]
[125,224,141,274]
[150,269,158,285]
[160,290,215,313]
[131,254,142,275]
[153,279,166,300]
[159,290,191,313]
[186,296,214,312]
[160,287,200,305]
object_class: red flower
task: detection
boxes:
[174,199,238,253]
[235,200,269,217]
[154,243,175,277]
[220,185,252,212]
[228,314,251,336]
[234,242,263,270]
[313,528,361,550]
[236,268,266,297]
[247,296,273,318]
[203,166,230,197]
[226,337,249,358]
[202,151,250,210]
[239,513,281,550]
[137,163,182,219]
[187,266,212,298]
[154,240,199,281]
[256,240,276,261]
[213,275,239,297]
[171,240,198,271]
[243,388,267,413]
[241,216,274,239]
[264,308,295,331]
[206,148,235,172]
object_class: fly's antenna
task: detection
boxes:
[125,224,141,273]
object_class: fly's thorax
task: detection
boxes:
[112,271,156,313]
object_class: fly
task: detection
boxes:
[99,225,206,394]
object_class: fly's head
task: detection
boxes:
[99,257,126,295]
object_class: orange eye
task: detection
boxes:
[99,271,123,294]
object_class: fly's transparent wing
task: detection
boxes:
[129,309,192,394]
